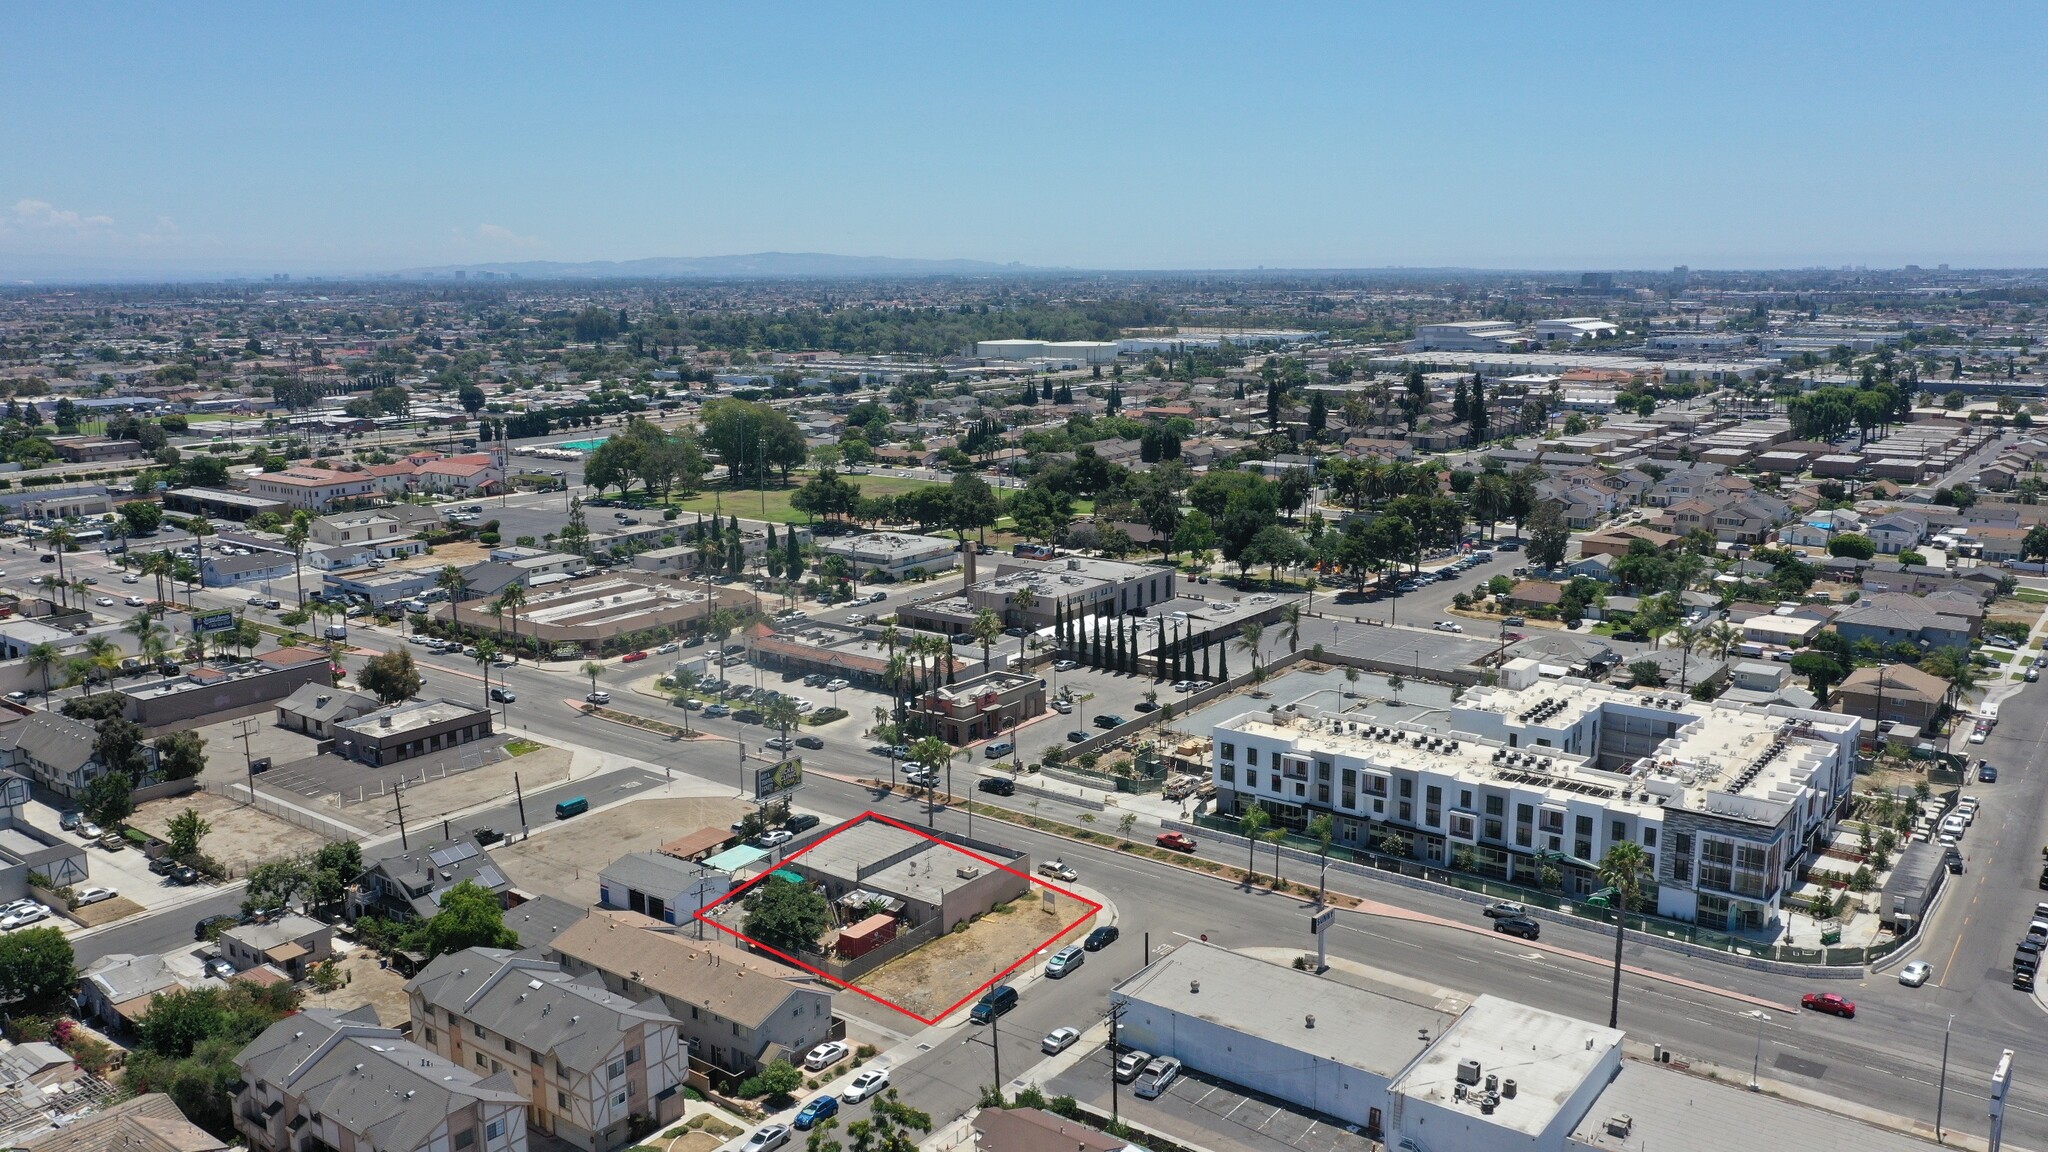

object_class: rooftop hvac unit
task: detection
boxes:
[1456,1059,1482,1085]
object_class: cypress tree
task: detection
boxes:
[1217,642,1229,681]
[1202,639,1212,680]
[785,532,802,579]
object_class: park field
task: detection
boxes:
[670,473,947,524]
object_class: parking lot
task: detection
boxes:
[256,736,514,805]
[1048,1045,1377,1152]
[13,797,222,927]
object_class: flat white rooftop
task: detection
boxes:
[1391,994,1621,1139]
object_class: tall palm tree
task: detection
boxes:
[884,651,910,726]
[124,611,168,666]
[970,610,1003,673]
[495,585,527,662]
[1281,603,1303,657]
[472,639,500,713]
[580,660,606,698]
[1705,621,1742,660]
[283,511,313,609]
[141,550,173,613]
[1238,802,1270,883]
[765,697,802,752]
[82,635,120,689]
[1670,623,1702,691]
[1235,621,1266,677]
[1596,842,1654,1030]
[44,525,73,607]
[185,518,215,608]
[1011,587,1037,663]
[23,643,59,710]
[436,564,469,605]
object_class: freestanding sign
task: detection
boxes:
[196,610,236,633]
[752,757,804,800]
[1309,907,1335,972]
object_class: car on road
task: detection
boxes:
[703,703,731,718]
[1039,860,1077,882]
[121,574,139,584]
[1898,961,1933,987]
[194,913,238,941]
[752,830,794,849]
[1041,1026,1080,1054]
[1067,730,1089,743]
[1045,945,1085,978]
[585,690,611,705]
[804,1041,851,1071]
[1053,659,1079,672]
[1085,925,1120,951]
[1482,901,1527,919]
[984,741,1014,758]
[841,1068,890,1103]
[1134,1057,1181,1100]
[1093,714,1124,729]
[1115,1050,1152,1082]
[1156,832,1197,853]
[1801,992,1856,1018]
[1051,699,1073,714]
[73,886,117,906]
[1980,762,2000,783]
[1433,620,1463,632]
[796,735,825,750]
[765,736,795,752]
[1492,916,1541,940]
[1969,726,1987,744]
[489,687,516,703]
[741,1124,790,1152]
[94,596,113,606]
[793,1096,840,1131]
[126,595,145,606]
[621,651,648,663]
[978,776,1015,796]
[654,642,679,654]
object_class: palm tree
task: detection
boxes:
[495,585,527,662]
[1281,603,1303,656]
[970,610,1003,672]
[580,660,606,699]
[436,564,469,605]
[1012,587,1038,663]
[82,635,120,689]
[472,639,500,713]
[1596,842,1654,1030]
[185,518,214,608]
[283,511,312,608]
[673,668,701,736]
[123,612,168,669]
[1235,622,1266,678]
[1705,621,1742,660]
[1668,623,1702,691]
[44,525,73,607]
[141,550,173,613]
[1238,802,1270,884]
[765,696,802,752]
[1307,813,1335,904]
[23,643,59,710]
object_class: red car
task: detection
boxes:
[621,651,648,663]
[1156,832,1198,853]
[1801,992,1856,1019]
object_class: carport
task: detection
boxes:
[703,843,770,876]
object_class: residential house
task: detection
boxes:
[1564,554,1615,583]
[548,911,834,1082]
[1505,581,1564,610]
[1720,661,1818,710]
[234,1006,528,1152]
[1834,605,1973,650]
[409,949,687,1152]
[348,835,509,923]
[311,511,426,560]
[1864,512,1929,555]
[1835,663,1950,730]
[78,953,209,1033]
[274,684,381,739]
[0,713,103,797]
[18,1092,228,1152]
[1642,465,1741,508]
[1971,525,2030,563]
[1577,524,1677,558]
[220,914,334,980]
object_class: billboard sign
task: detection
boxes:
[196,610,236,633]
[753,757,804,800]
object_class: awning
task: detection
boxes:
[703,844,769,872]
[266,942,310,963]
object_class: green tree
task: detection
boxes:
[1527,500,1569,569]
[0,926,74,1011]
[581,660,606,697]
[166,807,212,859]
[1596,842,1653,1029]
[1238,802,1270,882]
[970,609,1003,671]
[1789,651,1844,699]
[408,880,517,961]
[1827,533,1877,560]
[23,642,60,710]
[742,874,831,955]
[738,1057,805,1106]
[154,730,207,779]
[357,648,422,704]
[78,769,134,828]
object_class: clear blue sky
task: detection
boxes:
[4,3,2046,277]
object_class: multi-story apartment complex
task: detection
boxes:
[235,1006,528,1152]
[409,948,687,1152]
[1208,661,1859,933]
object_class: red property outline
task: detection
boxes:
[693,810,1102,1025]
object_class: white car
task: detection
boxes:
[121,574,139,584]
[1041,1027,1080,1055]
[841,1067,890,1103]
[825,678,850,693]
[1898,961,1933,987]
[94,596,113,607]
[741,1125,790,1152]
[73,886,117,906]
[1433,620,1463,632]
[1969,728,1987,744]
[126,595,145,606]
[1,904,48,930]
[753,829,794,849]
[586,691,611,705]
[1053,659,1079,672]
[803,1041,850,1071]
[1051,699,1073,714]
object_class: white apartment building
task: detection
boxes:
[815,532,958,580]
[1209,662,1859,932]
[313,511,427,559]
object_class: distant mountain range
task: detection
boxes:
[392,252,1042,279]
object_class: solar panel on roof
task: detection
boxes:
[429,842,480,868]
[475,866,506,889]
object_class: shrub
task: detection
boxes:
[807,707,848,725]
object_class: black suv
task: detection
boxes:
[978,777,1016,796]
[194,913,238,941]
[784,814,821,834]
[1492,916,1541,940]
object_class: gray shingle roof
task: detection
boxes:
[407,949,676,1074]
[599,851,705,897]
[0,713,98,775]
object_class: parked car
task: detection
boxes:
[73,886,117,906]
[1085,925,1120,951]
[1156,832,1198,853]
[825,678,850,692]
[168,865,201,886]
[752,830,794,849]
[1045,945,1085,978]
[1115,1050,1153,1082]
[77,820,101,840]
[1093,714,1125,729]
[58,811,80,831]
[1,904,48,930]
[97,831,126,852]
[148,855,180,875]
[804,1041,851,1071]
[1135,1057,1182,1100]
[1041,1026,1081,1054]
[784,814,820,834]
[1492,916,1541,940]
[1051,699,1073,714]
[794,1096,839,1131]
[1053,659,1079,671]
[1801,992,1856,1018]
[1898,961,1933,987]
[1067,730,1089,743]
[741,1125,790,1152]
[841,1068,890,1103]
[195,913,238,941]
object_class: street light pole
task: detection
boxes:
[1748,1009,1770,1091]
[1937,1012,1954,1141]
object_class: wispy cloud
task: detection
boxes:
[5,199,116,234]
[465,222,541,249]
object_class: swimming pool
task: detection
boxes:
[556,437,609,453]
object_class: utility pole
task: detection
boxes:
[237,717,260,807]
[1937,1013,1954,1141]
[989,1004,1002,1094]
[394,779,409,850]
[1108,999,1127,1125]
[513,771,528,835]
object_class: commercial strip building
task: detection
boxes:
[409,948,687,1152]
[778,820,1030,935]
[332,697,494,767]
[441,574,756,657]
[895,554,1176,637]
[1209,660,1860,932]
[117,647,334,728]
[813,532,958,581]
[234,1006,529,1152]
[906,669,1046,746]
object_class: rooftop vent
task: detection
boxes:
[1605,1116,1633,1138]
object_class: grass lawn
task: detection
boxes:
[668,475,947,524]
[2015,587,2048,603]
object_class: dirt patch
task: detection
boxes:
[66,895,145,928]
[1987,603,2042,628]
[491,796,753,904]
[302,943,413,1027]
[663,1132,727,1152]
[130,790,326,872]
[856,896,1095,1021]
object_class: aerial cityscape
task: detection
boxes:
[2,8,2047,1152]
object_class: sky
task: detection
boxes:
[4,2,2048,278]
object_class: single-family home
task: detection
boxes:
[1835,663,1950,730]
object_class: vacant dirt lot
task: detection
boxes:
[303,943,412,1027]
[493,796,753,904]
[857,895,1095,1021]
[130,789,328,873]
